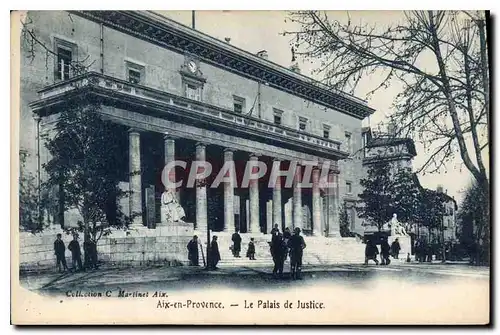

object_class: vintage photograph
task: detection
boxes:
[12,10,490,325]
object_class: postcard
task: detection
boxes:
[11,10,490,325]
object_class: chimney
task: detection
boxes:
[256,50,268,60]
[289,62,301,73]
[437,185,444,193]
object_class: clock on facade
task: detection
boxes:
[188,60,197,73]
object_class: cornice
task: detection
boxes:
[69,10,375,120]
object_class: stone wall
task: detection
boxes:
[19,224,194,272]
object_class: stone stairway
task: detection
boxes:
[202,232,367,268]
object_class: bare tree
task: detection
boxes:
[285,11,489,199]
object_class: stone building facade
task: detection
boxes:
[21,11,374,244]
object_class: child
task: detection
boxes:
[246,238,256,260]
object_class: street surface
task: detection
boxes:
[18,261,489,325]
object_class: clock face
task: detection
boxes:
[188,61,197,73]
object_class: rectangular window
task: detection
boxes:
[345,132,352,153]
[346,181,352,194]
[186,84,201,101]
[126,61,145,85]
[298,117,308,131]
[56,46,72,81]
[273,109,284,126]
[323,125,331,139]
[233,96,245,113]
[128,68,141,84]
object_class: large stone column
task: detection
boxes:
[223,148,235,233]
[128,128,143,228]
[164,135,179,200]
[195,142,208,232]
[272,159,282,231]
[248,154,260,234]
[327,170,340,237]
[293,164,302,230]
[312,167,322,236]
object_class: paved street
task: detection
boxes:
[18,261,489,324]
[21,261,489,295]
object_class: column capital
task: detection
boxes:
[128,127,142,134]
[163,133,178,140]
[223,147,235,153]
[249,152,261,159]
[195,141,207,148]
[272,157,282,162]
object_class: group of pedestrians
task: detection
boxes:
[187,235,222,270]
[185,225,306,279]
[270,225,306,280]
[53,233,98,273]
[364,237,401,266]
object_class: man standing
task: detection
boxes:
[288,227,306,280]
[209,235,221,270]
[68,234,83,272]
[271,224,280,236]
[391,238,401,259]
[246,238,256,260]
[54,233,69,273]
[380,238,391,265]
[231,230,242,258]
[271,232,286,278]
[187,235,199,266]
[364,238,379,265]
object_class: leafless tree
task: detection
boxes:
[285,11,489,200]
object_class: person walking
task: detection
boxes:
[231,230,242,258]
[380,238,391,265]
[391,238,401,259]
[288,227,306,280]
[54,233,69,273]
[364,238,379,265]
[271,232,287,278]
[68,234,83,272]
[246,238,256,260]
[187,235,199,266]
[209,236,221,270]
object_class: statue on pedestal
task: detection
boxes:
[389,213,407,236]
[160,190,186,223]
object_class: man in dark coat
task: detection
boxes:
[380,239,391,265]
[271,224,280,236]
[209,235,221,270]
[391,238,401,259]
[288,227,306,280]
[271,232,287,278]
[231,230,242,257]
[54,233,69,272]
[364,238,379,265]
[283,227,292,240]
[246,237,256,260]
[68,234,83,272]
[187,235,199,266]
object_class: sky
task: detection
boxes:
[156,10,484,204]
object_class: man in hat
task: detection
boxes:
[187,235,199,266]
[54,233,69,273]
[68,233,83,271]
[209,235,221,270]
[288,227,306,280]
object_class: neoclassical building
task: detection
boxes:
[21,11,375,239]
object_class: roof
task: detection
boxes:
[71,10,376,120]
